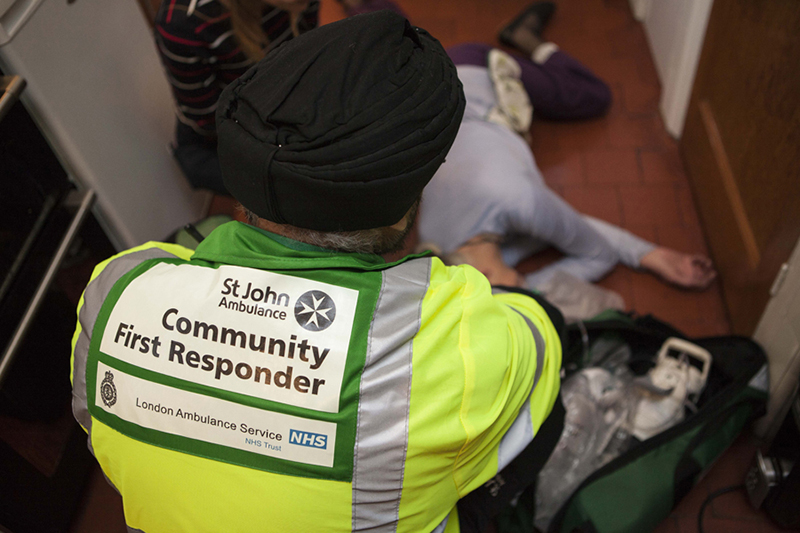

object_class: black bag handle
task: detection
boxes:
[673,396,763,504]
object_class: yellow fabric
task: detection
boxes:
[91,419,352,532]
[443,506,461,533]
[397,259,561,532]
[74,241,355,532]
[73,243,560,532]
[494,291,562,442]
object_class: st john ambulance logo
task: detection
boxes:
[100,371,117,407]
[294,290,336,332]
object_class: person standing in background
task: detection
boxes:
[154,0,407,196]
[155,0,319,195]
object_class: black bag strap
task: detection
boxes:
[458,395,566,533]
[562,314,675,374]
[565,313,686,338]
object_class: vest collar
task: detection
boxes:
[191,221,426,271]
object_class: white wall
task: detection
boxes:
[0,0,208,249]
[753,238,800,444]
[630,0,714,138]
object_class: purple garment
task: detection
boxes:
[446,42,611,121]
[344,0,408,19]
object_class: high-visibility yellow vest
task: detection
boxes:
[71,222,560,532]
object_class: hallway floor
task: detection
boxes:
[70,1,787,532]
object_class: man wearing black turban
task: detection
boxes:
[217,10,464,233]
[70,11,563,533]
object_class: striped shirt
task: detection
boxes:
[155,0,319,142]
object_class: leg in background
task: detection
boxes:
[447,42,494,68]
[497,1,611,120]
[173,122,229,196]
[447,42,611,121]
[518,49,612,120]
[173,142,229,196]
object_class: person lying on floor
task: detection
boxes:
[418,1,716,290]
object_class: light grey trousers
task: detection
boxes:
[418,65,655,289]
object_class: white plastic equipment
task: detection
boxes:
[631,337,712,441]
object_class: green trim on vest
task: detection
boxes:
[86,226,394,482]
[191,221,431,272]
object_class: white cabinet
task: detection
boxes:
[0,0,207,249]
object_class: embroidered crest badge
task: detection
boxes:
[100,370,117,407]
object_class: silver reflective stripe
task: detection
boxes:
[72,249,179,444]
[127,527,145,533]
[510,308,546,390]
[430,515,448,533]
[497,308,547,471]
[352,257,431,532]
[497,394,533,471]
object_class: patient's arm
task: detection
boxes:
[445,183,714,290]
[507,185,622,286]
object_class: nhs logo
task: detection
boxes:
[289,429,328,449]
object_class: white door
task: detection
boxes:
[753,237,800,443]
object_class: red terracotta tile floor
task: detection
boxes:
[70,1,785,532]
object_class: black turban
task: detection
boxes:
[216,10,465,231]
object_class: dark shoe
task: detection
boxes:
[499,1,556,48]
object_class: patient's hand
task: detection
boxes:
[450,237,526,288]
[640,247,716,290]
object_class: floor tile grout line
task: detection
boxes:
[635,147,645,184]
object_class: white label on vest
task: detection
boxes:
[95,363,336,467]
[100,263,358,413]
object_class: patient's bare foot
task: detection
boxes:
[639,248,716,289]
